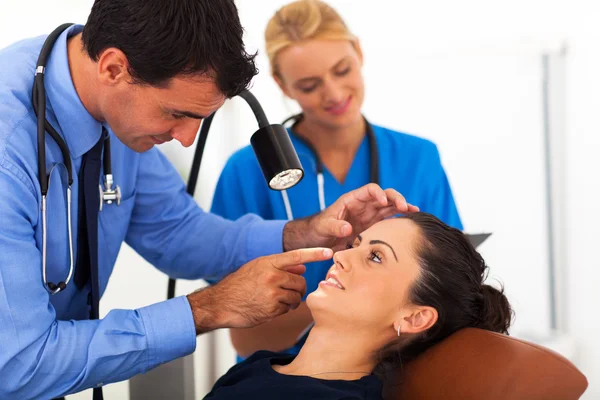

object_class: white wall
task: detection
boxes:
[1,0,599,399]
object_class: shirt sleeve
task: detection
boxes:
[422,145,464,230]
[0,165,197,399]
[124,148,285,282]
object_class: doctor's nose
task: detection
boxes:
[171,119,202,148]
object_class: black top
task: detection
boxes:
[203,351,383,400]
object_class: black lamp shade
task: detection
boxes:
[250,124,304,190]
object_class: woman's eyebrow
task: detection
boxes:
[294,57,351,86]
[369,239,398,261]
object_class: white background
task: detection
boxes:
[1,0,599,398]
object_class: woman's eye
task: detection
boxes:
[369,251,382,263]
[299,85,317,93]
[346,242,354,250]
[172,114,187,120]
[335,67,351,76]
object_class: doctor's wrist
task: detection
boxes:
[186,287,223,335]
[282,216,313,251]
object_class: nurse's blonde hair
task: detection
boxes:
[265,0,356,78]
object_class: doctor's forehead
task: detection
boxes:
[156,75,226,111]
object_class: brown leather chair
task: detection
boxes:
[384,328,588,400]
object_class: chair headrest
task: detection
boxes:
[383,328,587,400]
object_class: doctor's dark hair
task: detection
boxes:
[81,0,257,97]
[374,213,513,379]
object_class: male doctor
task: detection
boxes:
[0,0,417,398]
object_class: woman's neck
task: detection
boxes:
[274,324,378,380]
[294,116,367,183]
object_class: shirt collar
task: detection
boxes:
[45,24,103,159]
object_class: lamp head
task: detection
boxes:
[250,124,304,190]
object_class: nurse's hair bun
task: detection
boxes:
[265,0,356,76]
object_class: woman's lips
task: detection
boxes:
[319,273,345,290]
[325,96,352,116]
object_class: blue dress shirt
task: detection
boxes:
[0,25,285,399]
[211,123,463,360]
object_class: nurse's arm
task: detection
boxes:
[228,302,313,357]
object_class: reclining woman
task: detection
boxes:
[204,213,513,400]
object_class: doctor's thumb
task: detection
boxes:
[326,219,352,237]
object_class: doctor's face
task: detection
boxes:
[275,39,365,130]
[101,74,226,152]
[307,218,424,346]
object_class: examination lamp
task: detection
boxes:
[167,89,304,299]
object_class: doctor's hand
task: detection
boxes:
[283,183,419,252]
[186,247,333,334]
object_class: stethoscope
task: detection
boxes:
[279,113,379,220]
[33,23,121,295]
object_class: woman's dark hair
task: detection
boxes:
[374,213,513,378]
[81,0,258,97]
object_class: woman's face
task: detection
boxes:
[307,218,426,342]
[275,39,365,130]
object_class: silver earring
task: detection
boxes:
[397,325,401,337]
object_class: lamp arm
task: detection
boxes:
[238,90,270,129]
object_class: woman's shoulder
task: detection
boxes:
[217,145,266,185]
[223,144,260,169]
[212,351,291,384]
[372,124,440,155]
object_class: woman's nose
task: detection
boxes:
[333,250,352,272]
[322,81,345,104]
[171,119,202,148]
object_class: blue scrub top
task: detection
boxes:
[211,124,463,358]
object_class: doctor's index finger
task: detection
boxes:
[270,248,333,269]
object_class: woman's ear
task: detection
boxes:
[395,306,438,335]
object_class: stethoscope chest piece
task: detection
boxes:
[99,174,121,211]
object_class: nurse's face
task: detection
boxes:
[94,47,226,152]
[307,218,436,347]
[275,39,365,130]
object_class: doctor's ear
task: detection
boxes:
[96,47,132,86]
